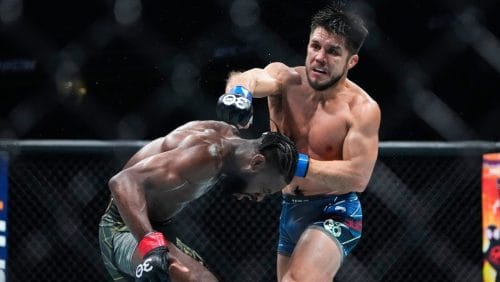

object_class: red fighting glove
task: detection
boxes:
[135,232,171,281]
[138,231,169,257]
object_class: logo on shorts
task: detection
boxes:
[323,219,342,237]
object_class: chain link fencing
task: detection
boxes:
[1,1,500,142]
[1,141,499,281]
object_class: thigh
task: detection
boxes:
[99,215,136,280]
[284,228,342,282]
[277,253,291,282]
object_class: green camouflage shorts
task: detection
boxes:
[98,202,208,281]
[98,211,136,281]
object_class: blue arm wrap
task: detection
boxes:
[229,86,253,102]
[294,153,309,177]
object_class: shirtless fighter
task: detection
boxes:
[216,3,381,281]
[98,120,300,281]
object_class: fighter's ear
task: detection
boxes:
[250,154,266,171]
[347,54,359,70]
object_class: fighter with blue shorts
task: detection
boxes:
[216,4,379,280]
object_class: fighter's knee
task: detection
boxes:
[281,270,300,282]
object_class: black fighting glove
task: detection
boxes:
[216,86,253,128]
[135,232,171,282]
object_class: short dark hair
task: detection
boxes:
[258,132,298,184]
[310,1,368,54]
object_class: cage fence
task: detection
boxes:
[0,140,498,282]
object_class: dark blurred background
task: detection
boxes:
[0,0,499,141]
[1,1,500,281]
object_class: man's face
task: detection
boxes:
[305,27,357,91]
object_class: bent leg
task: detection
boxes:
[277,253,291,282]
[281,228,342,282]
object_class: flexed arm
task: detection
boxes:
[109,154,171,240]
[300,100,381,194]
[217,62,299,128]
[109,152,180,281]
[225,62,298,97]
[110,143,219,281]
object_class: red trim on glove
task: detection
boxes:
[137,231,169,258]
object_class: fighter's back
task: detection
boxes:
[116,120,240,222]
[124,120,239,169]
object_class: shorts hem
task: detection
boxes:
[277,249,292,257]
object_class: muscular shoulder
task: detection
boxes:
[345,80,376,106]
[137,139,222,186]
[163,120,238,149]
[346,81,381,130]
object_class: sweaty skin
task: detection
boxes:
[107,120,290,281]
[267,65,380,197]
[225,27,380,197]
[108,121,243,282]
[110,120,240,241]
[225,26,381,282]
[227,63,380,197]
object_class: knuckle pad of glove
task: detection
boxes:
[149,247,170,270]
[136,247,170,280]
[216,94,252,127]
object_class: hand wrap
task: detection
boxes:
[294,153,309,177]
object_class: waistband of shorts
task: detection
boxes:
[105,198,173,227]
[282,192,356,203]
[105,198,122,220]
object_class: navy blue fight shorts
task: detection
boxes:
[277,192,362,262]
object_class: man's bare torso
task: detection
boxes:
[268,66,372,195]
[122,120,239,222]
